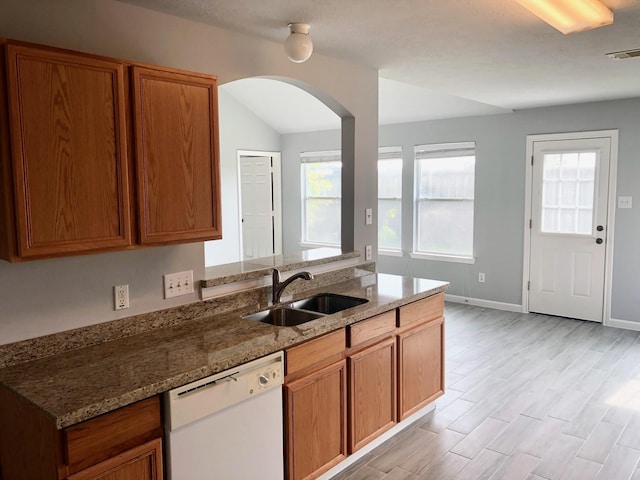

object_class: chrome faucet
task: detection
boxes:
[271,268,314,304]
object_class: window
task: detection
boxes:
[414,142,475,259]
[301,150,341,245]
[378,147,402,252]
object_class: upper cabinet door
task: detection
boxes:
[131,66,222,245]
[5,45,132,258]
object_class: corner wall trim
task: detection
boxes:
[445,294,523,313]
[607,318,640,332]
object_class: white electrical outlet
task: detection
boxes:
[618,196,633,209]
[479,273,485,283]
[114,285,129,310]
[164,270,194,299]
[365,245,372,261]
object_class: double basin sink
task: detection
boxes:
[244,293,368,327]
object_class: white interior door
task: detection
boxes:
[240,155,275,260]
[528,136,611,322]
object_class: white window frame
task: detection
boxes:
[300,150,342,247]
[411,141,476,264]
[378,146,403,256]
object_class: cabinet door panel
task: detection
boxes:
[398,317,444,420]
[6,45,131,257]
[132,66,221,244]
[348,337,396,452]
[66,438,162,480]
[285,360,347,480]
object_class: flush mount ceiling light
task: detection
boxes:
[285,23,313,63]
[514,0,613,34]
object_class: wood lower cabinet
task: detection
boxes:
[284,360,347,480]
[397,316,444,420]
[66,439,162,480]
[280,293,445,479]
[0,389,163,480]
[348,336,396,452]
[131,66,221,245]
[3,43,132,260]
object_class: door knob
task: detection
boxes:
[597,225,604,232]
[596,238,603,244]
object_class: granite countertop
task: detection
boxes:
[0,273,448,429]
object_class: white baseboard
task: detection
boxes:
[607,317,640,332]
[445,294,523,313]
[316,403,436,480]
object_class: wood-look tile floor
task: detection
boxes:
[331,303,640,480]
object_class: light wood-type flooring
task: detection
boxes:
[331,303,640,480]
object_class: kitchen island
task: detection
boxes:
[0,253,448,479]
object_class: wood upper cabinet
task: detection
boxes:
[3,43,132,259]
[131,66,221,245]
[348,336,396,453]
[0,39,223,261]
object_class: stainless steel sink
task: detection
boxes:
[244,293,369,327]
[243,307,324,327]
[290,293,368,314]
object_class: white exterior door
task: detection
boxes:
[240,155,274,259]
[528,136,611,322]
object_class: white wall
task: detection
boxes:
[281,98,640,323]
[0,0,378,344]
[377,98,640,322]
[204,91,281,266]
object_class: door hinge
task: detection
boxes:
[529,219,532,229]
[531,155,534,166]
[527,281,530,291]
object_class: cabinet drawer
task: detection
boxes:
[286,329,346,377]
[64,396,162,474]
[347,311,396,348]
[398,293,444,328]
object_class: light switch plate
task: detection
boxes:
[618,196,632,209]
[365,208,373,225]
[164,270,194,299]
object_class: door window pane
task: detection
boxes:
[541,151,596,235]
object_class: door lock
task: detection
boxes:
[596,238,604,244]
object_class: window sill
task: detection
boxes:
[378,249,403,257]
[409,252,476,264]
[300,241,341,249]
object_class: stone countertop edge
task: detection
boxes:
[0,273,448,430]
[201,249,360,288]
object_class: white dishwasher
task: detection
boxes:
[164,351,284,480]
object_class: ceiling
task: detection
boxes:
[120,0,640,132]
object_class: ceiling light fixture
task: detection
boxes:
[285,23,313,63]
[514,0,613,34]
